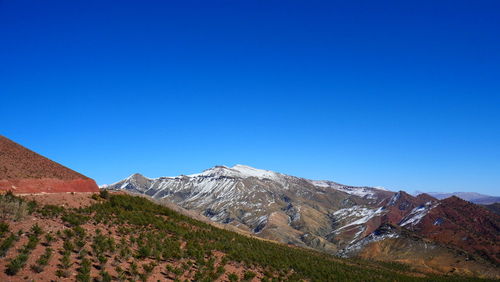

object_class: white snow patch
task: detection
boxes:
[310,180,380,198]
[187,165,280,180]
[399,202,438,227]
[333,206,385,232]
[339,230,399,257]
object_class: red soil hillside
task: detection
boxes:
[0,135,98,193]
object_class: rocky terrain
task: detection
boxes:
[1,191,474,282]
[106,165,500,277]
[1,135,498,280]
[483,202,500,215]
[0,136,98,193]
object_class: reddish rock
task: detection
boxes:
[361,191,438,238]
[412,196,500,264]
[383,191,437,226]
[0,135,99,194]
[0,178,98,194]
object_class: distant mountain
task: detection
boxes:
[416,191,500,204]
[0,135,99,193]
[105,165,500,274]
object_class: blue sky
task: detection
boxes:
[1,1,499,195]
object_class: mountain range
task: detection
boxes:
[1,135,499,279]
[105,165,500,275]
[415,191,500,205]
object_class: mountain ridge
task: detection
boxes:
[105,164,500,273]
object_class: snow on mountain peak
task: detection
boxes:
[231,164,279,179]
[188,164,280,180]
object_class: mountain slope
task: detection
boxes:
[1,191,482,281]
[106,165,394,252]
[405,196,500,264]
[0,136,98,193]
[105,165,500,275]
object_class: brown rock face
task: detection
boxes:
[0,135,99,193]
[376,191,436,227]
[412,196,500,265]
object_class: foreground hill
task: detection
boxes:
[106,165,500,277]
[0,136,98,193]
[0,191,495,281]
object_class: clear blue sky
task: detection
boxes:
[1,1,499,195]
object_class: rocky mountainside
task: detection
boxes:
[0,136,98,193]
[483,202,500,215]
[3,191,488,281]
[105,165,500,274]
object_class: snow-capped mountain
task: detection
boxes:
[105,165,500,267]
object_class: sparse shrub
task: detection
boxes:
[31,247,52,273]
[39,205,64,218]
[43,233,55,246]
[73,225,86,238]
[55,269,69,278]
[0,193,28,221]
[62,212,88,226]
[63,240,74,252]
[5,253,29,275]
[20,233,40,254]
[30,224,43,236]
[60,250,72,269]
[99,190,110,199]
[243,271,256,281]
[63,228,74,239]
[100,270,112,282]
[0,233,18,257]
[216,265,225,275]
[115,265,126,280]
[27,200,38,214]
[76,258,91,282]
[0,221,9,236]
[130,261,139,278]
[228,273,239,282]
[142,262,156,276]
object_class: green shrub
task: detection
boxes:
[0,233,18,257]
[62,212,88,226]
[243,271,256,281]
[55,269,69,278]
[30,224,43,236]
[228,273,239,282]
[39,205,64,218]
[0,193,28,221]
[5,253,29,275]
[0,222,9,236]
[100,270,112,282]
[76,258,91,282]
[31,247,52,273]
[60,250,72,269]
[99,190,110,199]
[43,233,55,246]
[27,200,38,214]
